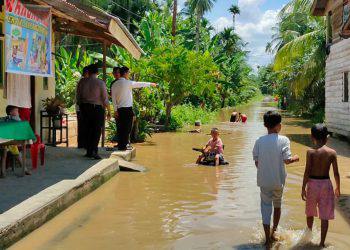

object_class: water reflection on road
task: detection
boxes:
[11,102,350,249]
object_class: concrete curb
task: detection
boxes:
[118,159,147,172]
[0,158,119,249]
[111,148,136,161]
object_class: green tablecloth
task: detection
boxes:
[0,121,36,141]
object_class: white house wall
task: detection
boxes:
[326,39,350,137]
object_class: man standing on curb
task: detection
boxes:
[77,64,111,159]
[111,66,157,151]
[110,67,121,146]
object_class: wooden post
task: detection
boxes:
[102,42,107,148]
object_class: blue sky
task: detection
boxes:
[202,0,290,68]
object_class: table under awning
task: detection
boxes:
[31,0,144,59]
[0,121,36,141]
[0,121,36,177]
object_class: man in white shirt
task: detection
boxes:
[252,111,299,247]
[111,66,157,151]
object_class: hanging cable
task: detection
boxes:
[86,0,140,29]
[108,0,143,19]
[54,43,102,48]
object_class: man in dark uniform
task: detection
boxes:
[76,66,90,149]
[76,64,111,159]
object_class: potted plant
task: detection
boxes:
[42,97,65,128]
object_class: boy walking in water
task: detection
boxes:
[253,111,299,248]
[301,124,340,247]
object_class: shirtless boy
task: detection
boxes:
[301,124,341,247]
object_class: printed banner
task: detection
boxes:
[5,0,52,76]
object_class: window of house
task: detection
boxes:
[343,72,349,103]
[344,3,350,25]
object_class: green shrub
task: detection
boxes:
[162,104,217,130]
[106,120,118,143]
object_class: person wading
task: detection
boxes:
[76,64,111,159]
[111,66,157,151]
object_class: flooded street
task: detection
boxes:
[11,102,350,249]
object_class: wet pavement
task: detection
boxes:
[0,147,111,213]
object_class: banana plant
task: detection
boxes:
[55,47,93,108]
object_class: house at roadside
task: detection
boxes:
[0,0,142,137]
[312,0,350,137]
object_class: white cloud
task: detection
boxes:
[213,17,233,32]
[239,0,265,6]
[212,1,279,68]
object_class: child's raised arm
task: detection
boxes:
[284,155,299,165]
[332,153,341,198]
[301,150,312,201]
[282,137,299,165]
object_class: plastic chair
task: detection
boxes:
[30,134,45,169]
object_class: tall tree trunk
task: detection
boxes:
[127,0,132,30]
[232,15,235,28]
[165,102,173,128]
[196,10,201,51]
[172,0,177,43]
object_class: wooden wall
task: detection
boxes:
[325,39,350,137]
[332,2,344,42]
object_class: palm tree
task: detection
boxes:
[271,0,326,95]
[228,5,240,28]
[187,0,216,51]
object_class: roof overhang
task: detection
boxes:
[311,0,327,16]
[31,0,143,59]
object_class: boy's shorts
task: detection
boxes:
[306,179,335,220]
[260,186,284,208]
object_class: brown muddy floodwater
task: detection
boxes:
[11,102,350,249]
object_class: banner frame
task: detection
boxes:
[4,0,53,77]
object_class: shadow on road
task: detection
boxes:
[285,134,350,158]
[0,147,112,213]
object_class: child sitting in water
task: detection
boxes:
[301,124,340,248]
[196,128,224,166]
[253,111,299,248]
